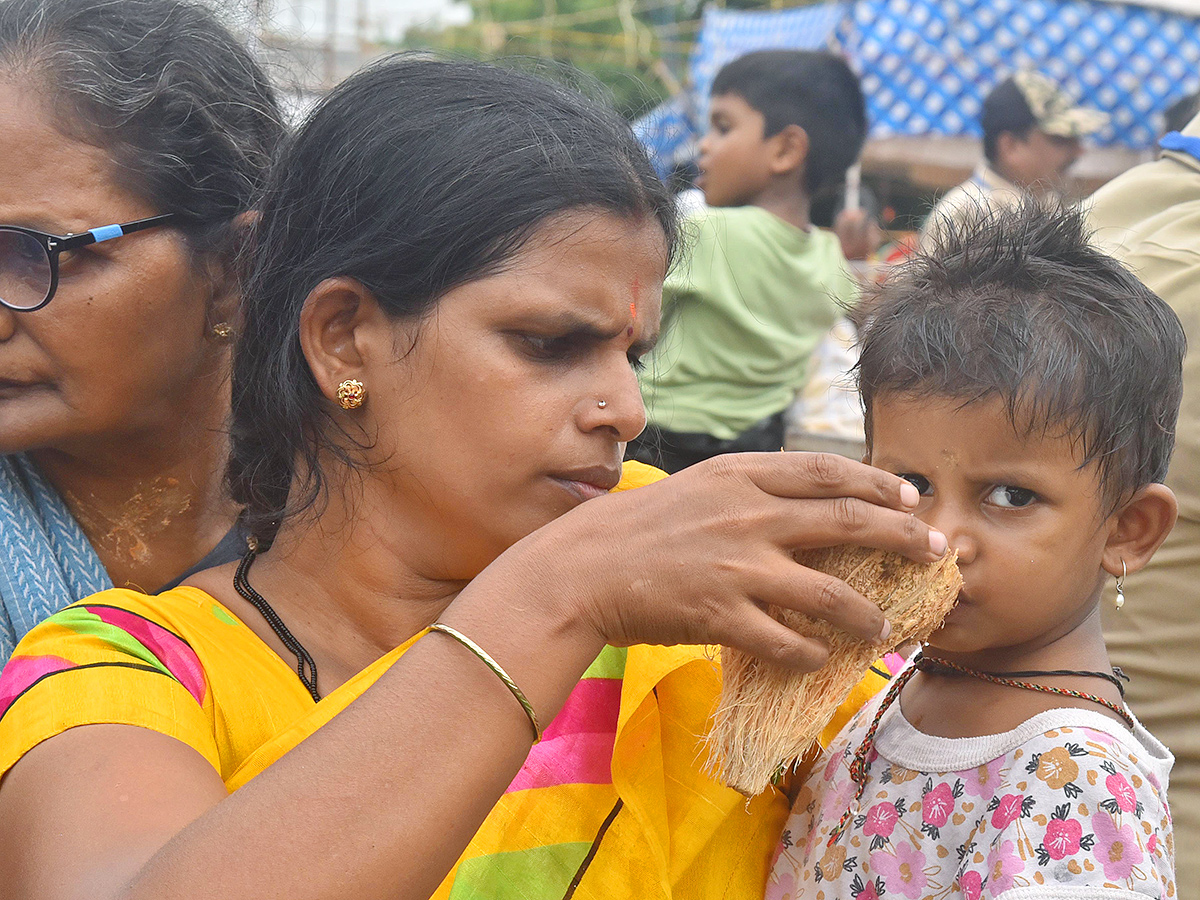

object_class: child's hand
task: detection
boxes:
[834,208,883,261]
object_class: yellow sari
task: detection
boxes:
[0,461,898,898]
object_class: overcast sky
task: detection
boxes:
[264,0,469,43]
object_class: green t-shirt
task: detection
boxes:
[641,205,854,439]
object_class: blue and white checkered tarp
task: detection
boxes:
[634,0,1200,176]
[839,0,1200,147]
[633,93,700,179]
[689,4,849,111]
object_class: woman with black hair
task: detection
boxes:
[0,55,943,899]
[0,0,284,659]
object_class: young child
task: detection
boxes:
[629,49,866,472]
[766,202,1182,899]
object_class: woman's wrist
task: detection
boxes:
[437,540,608,736]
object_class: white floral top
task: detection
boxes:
[767,680,1175,899]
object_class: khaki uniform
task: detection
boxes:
[1087,113,1200,897]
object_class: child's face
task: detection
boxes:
[696,92,775,208]
[868,393,1114,660]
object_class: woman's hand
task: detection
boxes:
[485,452,945,673]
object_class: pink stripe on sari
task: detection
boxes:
[506,678,622,793]
[85,606,207,705]
[0,655,75,717]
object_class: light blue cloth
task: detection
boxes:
[0,454,111,661]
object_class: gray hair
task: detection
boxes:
[0,0,284,259]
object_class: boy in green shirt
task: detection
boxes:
[630,50,865,472]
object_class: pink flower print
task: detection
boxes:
[961,758,1004,799]
[765,871,797,900]
[1146,770,1162,795]
[857,880,882,900]
[864,802,899,838]
[871,841,928,899]
[1044,817,1083,859]
[959,869,983,900]
[1106,772,1137,813]
[1092,812,1144,881]
[923,781,955,827]
[986,839,1025,893]
[1148,833,1158,855]
[824,750,844,781]
[1083,727,1117,746]
[991,793,1025,829]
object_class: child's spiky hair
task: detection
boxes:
[858,200,1185,507]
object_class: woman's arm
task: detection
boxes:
[0,453,942,900]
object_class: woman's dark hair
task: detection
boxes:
[0,0,284,259]
[710,49,867,196]
[858,200,1186,509]
[230,55,676,543]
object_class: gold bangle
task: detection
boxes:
[427,622,542,743]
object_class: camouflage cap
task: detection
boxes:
[1011,71,1109,138]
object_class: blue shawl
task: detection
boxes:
[0,454,111,662]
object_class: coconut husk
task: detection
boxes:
[706,546,961,796]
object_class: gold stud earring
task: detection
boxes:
[337,378,366,410]
[1115,559,1127,610]
[211,322,234,341]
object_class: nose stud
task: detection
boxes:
[597,399,608,409]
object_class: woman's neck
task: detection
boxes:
[191,471,473,694]
[28,382,237,593]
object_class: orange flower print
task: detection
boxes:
[890,764,919,784]
[819,844,847,881]
[1036,747,1079,789]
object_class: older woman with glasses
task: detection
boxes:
[0,0,284,659]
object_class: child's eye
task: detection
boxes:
[898,474,932,496]
[627,351,646,373]
[987,485,1037,508]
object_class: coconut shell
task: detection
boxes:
[706,546,961,796]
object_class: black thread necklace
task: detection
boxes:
[233,541,322,701]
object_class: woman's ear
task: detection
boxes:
[298,276,388,406]
[203,210,261,339]
[1102,483,1178,578]
[768,123,810,178]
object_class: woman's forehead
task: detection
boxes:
[432,212,666,328]
[0,84,143,231]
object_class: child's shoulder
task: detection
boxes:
[684,205,843,262]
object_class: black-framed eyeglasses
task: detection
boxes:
[0,213,177,312]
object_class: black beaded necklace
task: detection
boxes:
[233,541,322,701]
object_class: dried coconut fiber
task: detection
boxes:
[706,545,961,796]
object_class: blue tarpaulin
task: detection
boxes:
[634,0,1200,177]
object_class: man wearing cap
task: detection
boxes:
[921,71,1108,248]
[1086,110,1200,899]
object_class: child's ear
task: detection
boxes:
[1102,483,1178,578]
[769,124,809,177]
